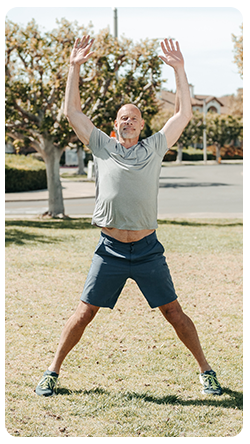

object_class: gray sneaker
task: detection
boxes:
[35,370,59,396]
[199,370,222,395]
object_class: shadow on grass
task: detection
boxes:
[5,228,62,246]
[158,220,242,228]
[56,386,242,410]
[5,218,242,246]
[5,218,95,231]
[5,218,242,233]
[5,218,97,246]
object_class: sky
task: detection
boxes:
[5,2,244,97]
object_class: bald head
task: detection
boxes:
[116,104,142,120]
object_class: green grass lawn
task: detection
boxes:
[5,218,243,437]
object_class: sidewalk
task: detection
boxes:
[5,176,96,203]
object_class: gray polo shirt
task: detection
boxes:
[88,127,168,230]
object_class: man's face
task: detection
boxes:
[115,104,144,141]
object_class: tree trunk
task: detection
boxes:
[176,143,183,163]
[43,140,65,217]
[77,146,85,175]
[215,143,221,164]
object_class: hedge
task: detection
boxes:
[5,154,47,192]
[182,151,215,161]
[163,148,215,162]
[163,146,243,162]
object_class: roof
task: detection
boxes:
[194,95,224,106]
[158,90,226,112]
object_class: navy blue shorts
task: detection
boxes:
[80,231,178,309]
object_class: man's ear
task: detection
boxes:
[141,119,145,130]
[114,119,118,129]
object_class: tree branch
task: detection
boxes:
[12,98,41,125]
[134,82,154,106]
[90,77,111,114]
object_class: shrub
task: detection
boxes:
[163,147,215,162]
[163,149,177,161]
[5,154,47,192]
[208,145,243,160]
[182,151,215,161]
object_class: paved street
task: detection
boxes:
[158,163,243,218]
[5,162,243,219]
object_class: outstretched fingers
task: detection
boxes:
[73,37,80,48]
[161,39,169,54]
[175,41,180,52]
[159,38,184,69]
[161,38,179,54]
[79,36,95,55]
[80,35,90,48]
[74,35,94,50]
[71,35,95,65]
[169,39,175,51]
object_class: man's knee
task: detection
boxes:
[159,300,185,327]
[74,301,99,327]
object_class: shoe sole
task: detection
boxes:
[35,389,55,397]
[201,389,222,396]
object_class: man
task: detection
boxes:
[36,36,222,397]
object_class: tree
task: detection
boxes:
[223,90,243,117]
[78,30,162,137]
[232,23,243,79]
[150,106,172,134]
[5,18,89,217]
[5,19,163,217]
[206,113,243,163]
[176,112,204,162]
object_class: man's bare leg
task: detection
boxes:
[159,300,211,373]
[48,301,99,375]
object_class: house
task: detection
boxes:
[158,85,243,154]
[158,84,228,115]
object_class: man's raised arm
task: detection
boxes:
[159,39,192,148]
[64,36,95,145]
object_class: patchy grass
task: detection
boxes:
[5,218,243,437]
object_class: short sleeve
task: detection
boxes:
[144,131,168,158]
[87,127,111,155]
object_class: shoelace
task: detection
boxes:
[39,375,58,390]
[203,374,220,390]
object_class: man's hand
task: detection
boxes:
[65,35,95,145]
[159,38,192,148]
[159,38,184,70]
[70,35,95,67]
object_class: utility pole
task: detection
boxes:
[113,7,118,39]
[113,7,118,81]
[203,99,207,164]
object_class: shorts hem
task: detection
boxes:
[80,296,114,309]
[148,294,178,309]
[80,293,178,310]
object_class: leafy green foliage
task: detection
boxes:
[176,112,205,148]
[5,18,163,149]
[206,113,243,149]
[5,18,164,215]
[232,24,243,79]
[5,154,47,192]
